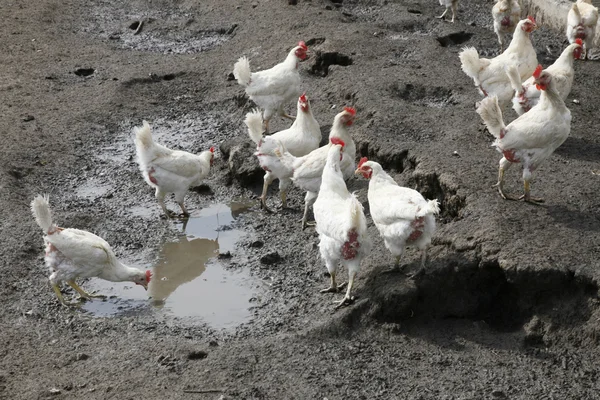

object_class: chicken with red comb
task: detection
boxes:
[31,195,152,306]
[459,17,538,107]
[476,67,571,203]
[275,107,357,229]
[244,93,321,211]
[313,144,371,309]
[505,41,583,116]
[355,159,439,276]
[233,41,308,132]
[492,0,522,52]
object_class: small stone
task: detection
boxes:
[251,2,258,8]
[218,251,232,259]
[572,99,580,104]
[209,340,219,347]
[187,350,208,360]
[22,115,35,122]
[49,388,61,395]
[75,353,89,361]
[452,151,460,157]
[250,240,264,248]
[227,72,235,81]
[491,390,506,398]
[260,251,282,265]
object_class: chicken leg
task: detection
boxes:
[260,173,274,213]
[280,190,288,209]
[301,191,318,229]
[334,270,356,309]
[320,271,347,293]
[67,280,106,300]
[52,284,70,307]
[156,189,175,218]
[493,157,518,200]
[520,179,544,204]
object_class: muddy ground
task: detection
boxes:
[2,0,600,398]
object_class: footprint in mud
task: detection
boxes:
[82,200,260,329]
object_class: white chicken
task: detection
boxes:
[313,143,371,309]
[506,40,583,116]
[459,17,538,106]
[476,66,572,203]
[566,0,598,60]
[245,93,321,211]
[437,0,459,23]
[31,195,151,306]
[134,121,215,218]
[233,41,308,132]
[355,159,440,274]
[275,107,357,229]
[492,0,522,52]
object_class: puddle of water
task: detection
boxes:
[82,200,260,329]
[75,179,112,199]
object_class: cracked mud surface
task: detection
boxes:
[1,0,600,398]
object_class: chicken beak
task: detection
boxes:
[142,283,148,291]
[354,168,362,176]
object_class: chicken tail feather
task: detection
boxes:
[476,96,506,139]
[245,109,264,145]
[417,199,441,217]
[31,194,55,234]
[459,47,482,80]
[134,120,154,151]
[233,56,252,87]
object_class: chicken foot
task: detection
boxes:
[67,280,106,301]
[320,271,347,293]
[259,179,274,213]
[334,271,356,310]
[519,180,544,204]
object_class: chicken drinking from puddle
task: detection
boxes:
[31,195,152,306]
[245,93,321,211]
[355,159,440,276]
[313,141,371,309]
[134,120,215,218]
[233,41,308,132]
[476,66,572,203]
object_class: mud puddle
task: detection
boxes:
[82,200,260,329]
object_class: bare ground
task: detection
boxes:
[1,0,600,399]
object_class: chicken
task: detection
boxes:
[233,41,308,132]
[275,107,357,229]
[492,0,522,52]
[567,0,598,60]
[313,142,371,309]
[134,121,215,218]
[245,93,321,211]
[355,159,440,276]
[476,66,572,203]
[31,195,151,306]
[437,0,459,23]
[506,40,583,116]
[459,17,538,106]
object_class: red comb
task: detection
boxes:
[527,16,536,24]
[298,41,307,51]
[330,137,345,147]
[209,147,215,153]
[357,157,368,168]
[299,93,307,102]
[146,270,152,283]
[575,38,583,46]
[343,107,356,116]
[533,64,543,79]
